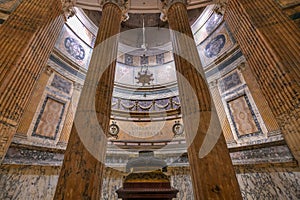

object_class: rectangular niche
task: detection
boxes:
[227,95,261,138]
[32,96,66,140]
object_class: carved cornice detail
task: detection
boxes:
[159,0,190,22]
[45,66,54,76]
[101,0,129,21]
[213,0,228,16]
[61,0,76,20]
[73,82,83,91]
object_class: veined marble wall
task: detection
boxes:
[236,167,300,200]
[101,167,124,200]
[168,167,194,200]
[0,164,299,199]
[0,165,60,200]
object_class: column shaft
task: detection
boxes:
[225,0,300,162]
[54,3,122,199]
[0,0,64,161]
[167,2,242,199]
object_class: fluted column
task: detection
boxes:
[54,1,127,199]
[225,0,300,163]
[162,1,242,199]
[0,0,64,161]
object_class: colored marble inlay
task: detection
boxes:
[227,95,260,137]
[219,71,242,92]
[204,34,226,58]
[50,74,72,94]
[206,13,223,33]
[32,96,65,140]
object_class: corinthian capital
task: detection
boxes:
[61,0,76,20]
[159,0,190,22]
[213,0,228,15]
[101,0,129,21]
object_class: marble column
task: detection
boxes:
[54,1,127,199]
[225,0,300,163]
[161,1,242,199]
[0,0,64,161]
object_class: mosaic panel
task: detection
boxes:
[198,23,235,67]
[227,95,261,138]
[50,74,72,94]
[32,96,66,140]
[219,71,242,92]
[55,25,93,69]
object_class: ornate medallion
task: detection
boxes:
[109,121,120,138]
[172,121,184,136]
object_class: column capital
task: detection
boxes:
[62,0,76,20]
[73,82,83,91]
[45,66,54,76]
[159,0,190,22]
[208,79,218,88]
[237,62,247,71]
[101,0,129,21]
[213,0,228,16]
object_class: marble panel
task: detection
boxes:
[168,167,194,200]
[50,74,72,94]
[198,23,235,67]
[101,167,123,200]
[219,71,242,92]
[55,25,93,69]
[227,95,260,137]
[0,165,60,200]
[236,168,300,200]
[32,96,66,140]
